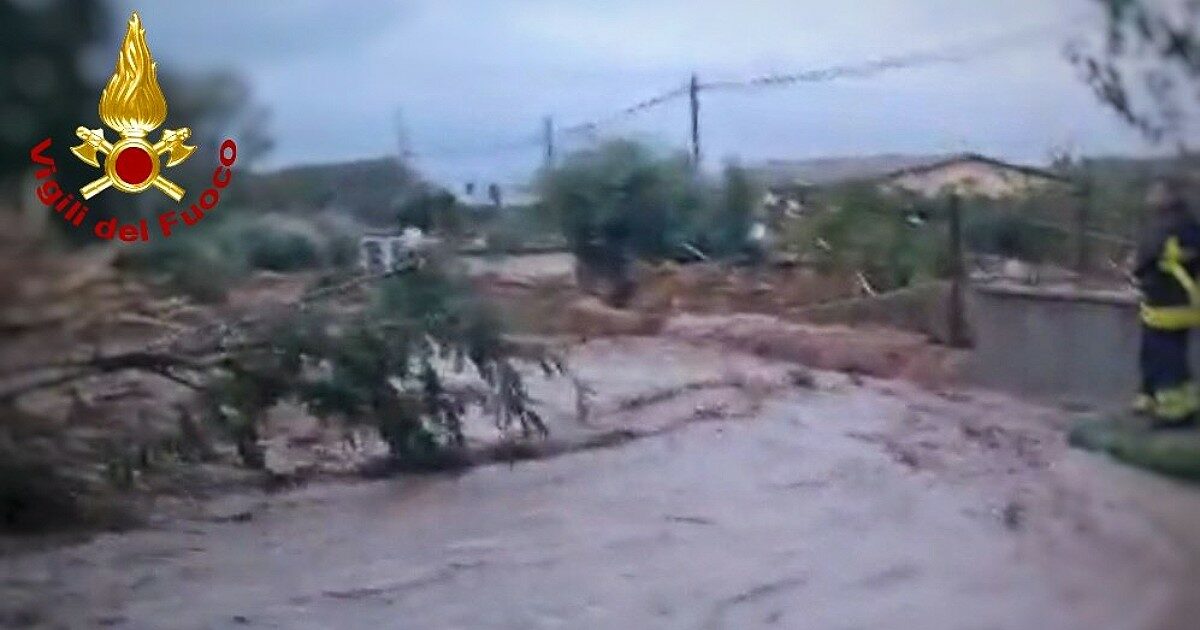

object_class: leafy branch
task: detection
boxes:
[1068,0,1200,144]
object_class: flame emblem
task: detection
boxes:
[71,12,194,201]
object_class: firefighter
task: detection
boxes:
[1133,178,1200,427]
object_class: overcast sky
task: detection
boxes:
[104,0,1166,187]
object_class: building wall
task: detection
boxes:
[885,160,1058,199]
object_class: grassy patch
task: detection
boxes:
[1069,416,1200,480]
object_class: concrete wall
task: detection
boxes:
[966,283,1200,405]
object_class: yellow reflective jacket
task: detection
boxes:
[1137,211,1200,330]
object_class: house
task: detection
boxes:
[756,153,1069,218]
[877,153,1069,199]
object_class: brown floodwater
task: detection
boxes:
[3,339,1199,629]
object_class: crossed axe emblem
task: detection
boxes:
[71,127,195,202]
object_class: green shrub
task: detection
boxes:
[120,230,246,302]
[242,227,322,271]
[536,139,702,262]
[119,211,361,301]
[207,264,556,468]
[783,184,944,290]
[964,213,1056,262]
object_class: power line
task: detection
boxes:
[558,84,690,137]
[701,21,1071,92]
[552,21,1072,141]
[412,17,1085,165]
[408,133,543,160]
[411,84,690,161]
[701,50,963,91]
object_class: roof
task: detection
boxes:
[755,152,1067,189]
[883,153,1069,183]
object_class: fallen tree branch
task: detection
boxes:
[0,351,221,404]
[0,262,422,402]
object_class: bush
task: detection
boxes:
[537,140,768,261]
[242,227,322,271]
[206,263,557,468]
[964,213,1056,262]
[120,230,246,302]
[120,211,361,301]
[783,184,944,291]
[537,139,702,262]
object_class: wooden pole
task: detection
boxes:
[543,115,555,169]
[689,73,701,166]
[947,193,968,347]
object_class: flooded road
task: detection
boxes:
[4,339,1200,629]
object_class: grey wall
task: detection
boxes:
[966,285,1190,406]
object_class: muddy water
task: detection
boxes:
[3,340,1200,629]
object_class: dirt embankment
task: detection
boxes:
[477,257,962,388]
[475,259,863,334]
[664,313,967,389]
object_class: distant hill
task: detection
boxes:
[245,157,427,226]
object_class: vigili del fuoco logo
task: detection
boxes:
[27,11,239,242]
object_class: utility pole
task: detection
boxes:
[689,73,701,166]
[543,115,555,169]
[947,193,968,348]
[394,107,412,163]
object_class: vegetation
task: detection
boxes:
[207,263,556,469]
[537,139,1096,293]
[958,188,1079,264]
[1,1,275,247]
[395,187,462,236]
[781,184,945,291]
[962,212,1057,263]
[246,157,424,226]
[1069,0,1200,144]
[1,0,116,246]
[119,211,359,302]
[0,0,106,201]
[535,139,761,301]
[537,140,699,261]
[1070,416,1200,481]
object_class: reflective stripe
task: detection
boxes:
[1142,236,1200,329]
[1141,303,1200,329]
[1160,236,1200,304]
[1154,382,1200,422]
